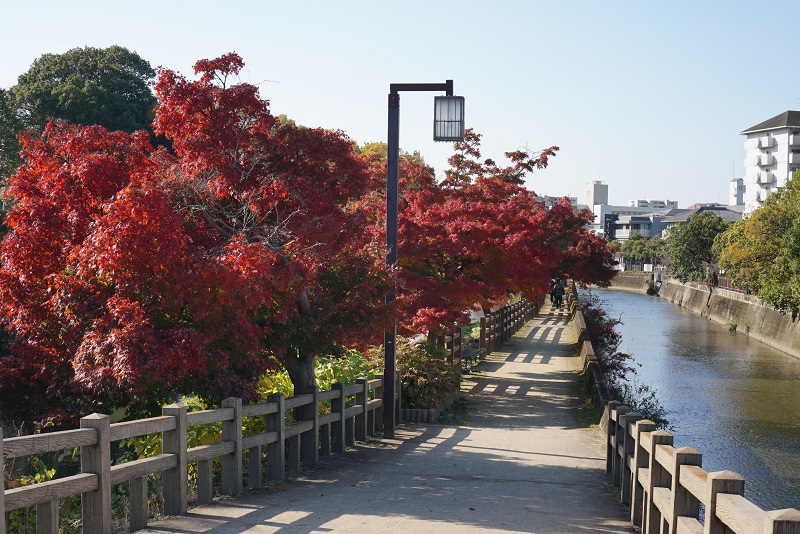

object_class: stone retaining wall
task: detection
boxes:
[607,271,653,292]
[607,273,800,360]
[659,280,800,358]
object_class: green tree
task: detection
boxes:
[0,89,22,186]
[10,45,156,133]
[716,175,800,317]
[667,211,730,283]
[616,234,665,269]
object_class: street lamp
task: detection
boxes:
[384,80,465,438]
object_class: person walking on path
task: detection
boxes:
[552,278,565,307]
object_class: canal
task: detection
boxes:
[587,288,800,511]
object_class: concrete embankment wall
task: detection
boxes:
[607,272,800,360]
[606,271,653,293]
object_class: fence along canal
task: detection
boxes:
[570,285,800,533]
[1,299,536,533]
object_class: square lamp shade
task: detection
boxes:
[433,96,465,142]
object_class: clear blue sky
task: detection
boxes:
[2,1,799,207]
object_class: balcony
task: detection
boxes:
[759,136,774,149]
[790,153,800,164]
[615,229,653,240]
[758,154,774,166]
[757,171,774,185]
[791,134,800,146]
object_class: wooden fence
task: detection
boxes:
[0,374,397,533]
[427,298,538,368]
[479,299,537,357]
[606,402,800,533]
[569,282,800,533]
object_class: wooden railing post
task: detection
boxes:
[301,389,319,467]
[611,404,630,485]
[331,384,346,454]
[247,444,262,489]
[374,375,384,433]
[80,413,112,534]
[480,316,487,355]
[764,509,800,533]
[492,311,498,353]
[620,412,642,504]
[267,394,285,480]
[36,500,57,534]
[645,430,674,534]
[162,403,187,517]
[630,420,657,527]
[197,459,213,504]
[501,306,508,343]
[667,447,702,530]
[355,379,368,442]
[605,400,621,473]
[129,475,148,532]
[703,469,744,534]
[221,397,243,496]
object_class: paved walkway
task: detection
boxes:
[141,305,633,533]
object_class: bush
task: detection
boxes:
[256,349,374,399]
[461,324,480,347]
[395,341,460,409]
[619,380,671,430]
[579,290,636,390]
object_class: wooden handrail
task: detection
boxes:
[0,373,399,533]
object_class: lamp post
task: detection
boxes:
[384,81,465,438]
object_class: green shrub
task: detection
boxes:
[256,349,374,399]
[461,324,480,346]
[396,341,460,409]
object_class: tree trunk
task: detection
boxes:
[283,290,316,396]
[283,352,316,396]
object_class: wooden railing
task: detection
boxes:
[569,282,800,533]
[1,374,397,533]
[607,402,800,533]
[478,298,537,358]
[427,298,538,368]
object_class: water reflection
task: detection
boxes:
[588,288,800,510]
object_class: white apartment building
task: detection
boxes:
[740,110,800,214]
[627,199,678,209]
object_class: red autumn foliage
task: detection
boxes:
[388,129,616,333]
[0,53,615,427]
[0,54,392,425]
[0,122,268,424]
[152,54,393,395]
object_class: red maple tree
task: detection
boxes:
[152,54,393,395]
[385,129,615,333]
[0,55,392,424]
[0,122,268,424]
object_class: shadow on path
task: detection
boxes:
[140,305,633,534]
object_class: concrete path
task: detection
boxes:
[140,305,633,533]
